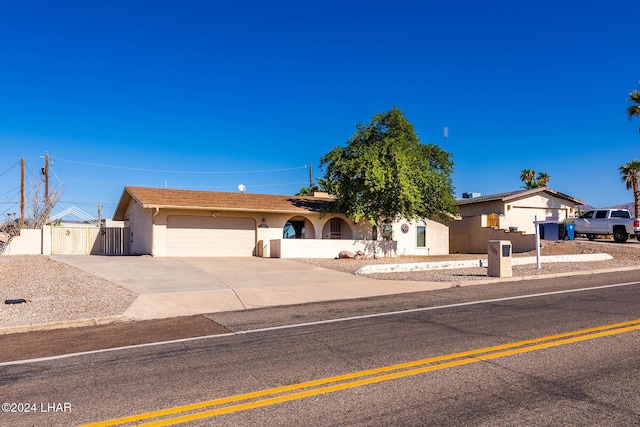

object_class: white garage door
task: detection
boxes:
[166,215,256,256]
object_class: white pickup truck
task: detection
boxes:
[569,209,640,243]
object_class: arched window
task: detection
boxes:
[283,222,296,239]
[416,220,426,247]
[283,221,306,239]
[329,218,342,239]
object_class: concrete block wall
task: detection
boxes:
[449,215,536,254]
[272,239,397,259]
[1,227,51,255]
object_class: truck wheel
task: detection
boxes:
[613,227,628,243]
[586,234,596,241]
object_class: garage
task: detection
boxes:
[166,215,256,257]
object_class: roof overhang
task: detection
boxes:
[505,188,585,206]
[113,186,333,221]
[457,187,585,207]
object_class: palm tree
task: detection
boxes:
[520,169,550,189]
[520,169,536,189]
[628,90,640,134]
[536,172,550,187]
[619,160,640,217]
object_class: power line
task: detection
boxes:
[187,181,309,190]
[0,201,20,217]
[49,167,64,187]
[58,200,117,207]
[56,158,307,175]
[0,187,20,198]
[64,177,309,190]
[24,163,41,180]
[66,178,147,186]
[0,161,20,178]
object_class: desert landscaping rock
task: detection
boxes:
[338,250,354,259]
[0,256,137,328]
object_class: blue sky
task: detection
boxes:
[1,1,639,219]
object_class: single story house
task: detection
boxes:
[450,187,585,253]
[112,186,449,258]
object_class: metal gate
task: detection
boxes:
[51,227,125,255]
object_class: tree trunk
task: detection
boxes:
[634,176,640,218]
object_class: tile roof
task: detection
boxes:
[113,186,334,220]
[456,187,585,206]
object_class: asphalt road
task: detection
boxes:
[2,271,640,426]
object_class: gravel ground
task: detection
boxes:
[1,240,640,329]
[0,256,137,328]
[294,240,640,282]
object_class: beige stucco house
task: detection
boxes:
[112,186,449,258]
[449,187,585,253]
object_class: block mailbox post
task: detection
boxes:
[487,240,512,277]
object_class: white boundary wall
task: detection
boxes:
[2,227,50,255]
[270,239,398,259]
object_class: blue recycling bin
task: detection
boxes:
[564,223,575,241]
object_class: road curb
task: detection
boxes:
[0,315,127,335]
[455,265,640,287]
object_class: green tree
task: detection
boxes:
[520,169,536,189]
[319,107,456,229]
[520,169,550,189]
[295,185,319,196]
[619,160,640,217]
[628,89,640,134]
[536,172,550,187]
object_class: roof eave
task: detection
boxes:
[112,188,134,221]
[457,188,585,207]
[140,204,330,215]
[501,188,585,205]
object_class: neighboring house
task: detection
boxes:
[112,186,449,258]
[450,187,585,254]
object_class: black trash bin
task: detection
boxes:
[559,224,566,240]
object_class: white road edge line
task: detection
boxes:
[3,281,639,367]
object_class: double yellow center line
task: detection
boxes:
[81,319,640,427]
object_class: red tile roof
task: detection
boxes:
[113,186,333,220]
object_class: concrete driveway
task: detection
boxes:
[51,255,443,320]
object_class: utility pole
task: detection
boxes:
[20,157,24,229]
[44,152,49,205]
[308,162,313,188]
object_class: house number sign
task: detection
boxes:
[400,224,409,234]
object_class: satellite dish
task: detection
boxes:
[238,184,246,193]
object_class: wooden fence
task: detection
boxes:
[51,227,125,255]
